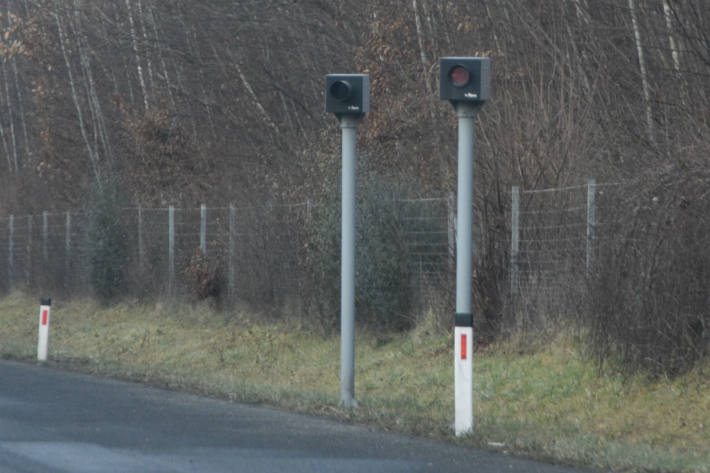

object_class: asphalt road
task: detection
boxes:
[0,360,589,473]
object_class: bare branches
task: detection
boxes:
[0,0,706,217]
[124,0,149,113]
[628,0,656,147]
[53,0,103,187]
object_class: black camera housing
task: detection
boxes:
[440,57,490,103]
[325,74,370,116]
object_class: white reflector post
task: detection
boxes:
[37,298,52,362]
[454,325,473,435]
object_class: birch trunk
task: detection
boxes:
[1,60,18,171]
[113,5,135,106]
[53,0,102,186]
[145,0,175,108]
[125,0,149,113]
[0,111,10,172]
[234,61,278,132]
[7,0,29,161]
[71,4,99,156]
[565,0,592,94]
[72,0,113,164]
[628,0,655,146]
[9,58,28,160]
[495,0,515,48]
[412,0,432,95]
[572,0,589,25]
[135,0,155,98]
[662,0,681,74]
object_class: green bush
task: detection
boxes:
[83,182,128,304]
[307,173,419,332]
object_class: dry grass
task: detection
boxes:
[0,291,708,472]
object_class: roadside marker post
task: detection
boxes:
[440,57,490,436]
[37,298,52,362]
[454,315,474,435]
[325,73,370,408]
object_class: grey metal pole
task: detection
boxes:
[228,205,236,302]
[26,215,32,287]
[454,101,481,436]
[42,211,48,264]
[168,206,175,295]
[8,215,13,288]
[200,204,207,256]
[65,211,71,291]
[339,114,361,409]
[455,103,480,316]
[511,186,520,298]
[447,192,456,272]
[138,205,145,274]
[586,178,596,272]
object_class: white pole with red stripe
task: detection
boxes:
[454,322,473,435]
[37,298,51,362]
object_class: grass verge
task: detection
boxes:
[0,291,708,472]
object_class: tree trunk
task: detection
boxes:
[412,0,432,96]
[125,0,149,113]
[53,0,102,187]
[662,0,682,74]
[1,60,18,171]
[628,0,656,147]
[145,0,175,109]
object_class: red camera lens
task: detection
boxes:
[449,66,470,87]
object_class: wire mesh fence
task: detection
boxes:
[0,198,454,310]
[511,182,594,317]
[508,179,661,323]
[1,181,659,326]
[400,197,454,281]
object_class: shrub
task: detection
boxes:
[184,248,223,301]
[586,165,710,377]
[307,173,420,333]
[83,182,128,304]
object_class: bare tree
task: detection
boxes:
[53,0,102,187]
[124,0,149,113]
[0,58,18,170]
[628,0,656,147]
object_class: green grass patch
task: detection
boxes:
[0,291,708,472]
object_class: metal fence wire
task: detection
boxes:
[0,198,454,306]
[1,182,636,318]
[508,179,638,319]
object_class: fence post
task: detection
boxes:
[65,212,71,291]
[228,205,236,301]
[168,206,175,295]
[26,215,32,287]
[511,186,520,298]
[8,215,13,288]
[137,205,145,273]
[586,179,596,272]
[447,191,456,271]
[200,204,207,255]
[42,211,48,264]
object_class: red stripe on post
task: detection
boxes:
[41,310,48,326]
[460,333,467,360]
